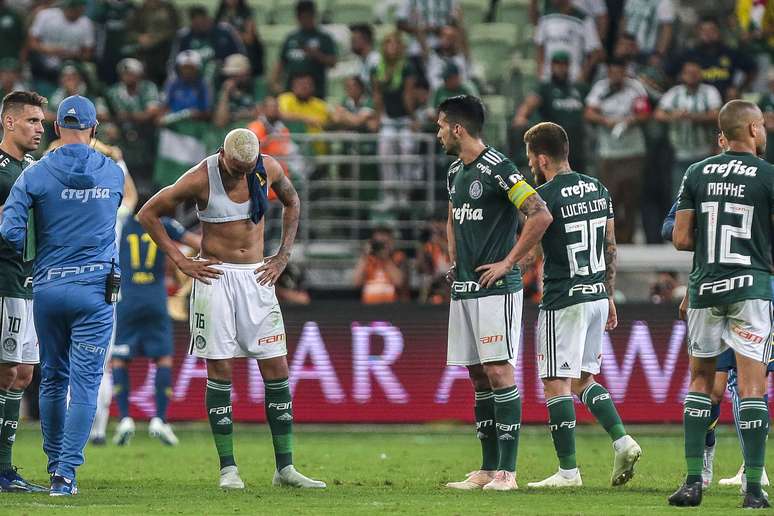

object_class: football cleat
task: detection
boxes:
[527,469,582,488]
[612,435,642,486]
[113,417,135,446]
[668,481,702,507]
[482,470,518,491]
[49,475,77,496]
[719,463,744,486]
[272,465,326,488]
[446,470,495,490]
[219,466,245,489]
[0,467,48,493]
[743,491,772,509]
[702,444,715,490]
[149,417,179,446]
[89,435,106,446]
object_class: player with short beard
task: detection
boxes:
[438,95,553,491]
[0,91,47,493]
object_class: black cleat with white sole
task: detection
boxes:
[668,481,703,507]
[743,492,772,509]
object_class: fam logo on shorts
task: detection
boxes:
[258,334,285,345]
[194,335,207,350]
[469,180,483,199]
[2,337,17,353]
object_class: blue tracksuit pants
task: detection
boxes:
[34,280,114,480]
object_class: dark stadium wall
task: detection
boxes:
[118,303,761,424]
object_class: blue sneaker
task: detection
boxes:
[0,467,48,493]
[49,475,77,496]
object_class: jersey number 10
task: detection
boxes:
[700,202,753,265]
[565,216,606,277]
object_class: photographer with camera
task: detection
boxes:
[352,227,408,304]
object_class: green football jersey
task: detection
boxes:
[677,151,774,309]
[0,149,34,299]
[447,146,537,300]
[537,172,613,310]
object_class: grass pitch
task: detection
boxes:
[4,423,770,514]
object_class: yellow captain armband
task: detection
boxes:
[507,180,536,208]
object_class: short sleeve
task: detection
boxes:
[583,16,602,52]
[495,163,536,208]
[706,85,722,110]
[676,164,696,211]
[534,19,545,45]
[585,80,604,108]
[657,87,677,110]
[657,0,675,22]
[321,32,337,56]
[29,10,47,38]
[81,18,96,48]
[603,185,614,219]
[162,217,186,242]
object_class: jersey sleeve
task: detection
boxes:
[162,217,186,242]
[602,184,614,219]
[494,163,536,208]
[583,15,602,52]
[676,164,696,211]
[657,86,677,111]
[0,170,33,254]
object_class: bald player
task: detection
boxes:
[670,100,773,509]
[138,129,325,490]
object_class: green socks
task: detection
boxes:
[493,386,521,472]
[683,392,712,484]
[265,378,293,471]
[581,383,626,441]
[206,379,235,469]
[0,389,21,472]
[739,398,769,497]
[474,389,498,471]
[547,395,576,470]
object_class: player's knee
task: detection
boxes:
[481,362,514,390]
[258,356,289,380]
[206,359,233,381]
[12,364,34,389]
[0,363,18,390]
[571,374,595,396]
[467,365,490,390]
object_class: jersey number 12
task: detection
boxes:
[700,202,753,265]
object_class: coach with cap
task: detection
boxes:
[0,94,124,496]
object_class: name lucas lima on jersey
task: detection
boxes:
[558,180,609,219]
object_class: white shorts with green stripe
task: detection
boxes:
[446,291,522,366]
[686,299,773,364]
[537,298,608,379]
[0,296,38,364]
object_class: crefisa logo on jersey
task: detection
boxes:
[469,180,483,199]
[452,203,483,224]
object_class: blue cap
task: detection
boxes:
[56,95,97,130]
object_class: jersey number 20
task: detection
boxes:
[565,217,606,277]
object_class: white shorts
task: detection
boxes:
[189,262,287,360]
[537,298,608,378]
[447,291,522,366]
[687,299,773,363]
[0,297,39,364]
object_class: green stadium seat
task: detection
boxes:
[259,24,294,71]
[174,0,214,21]
[482,94,510,148]
[459,0,489,24]
[271,0,297,24]
[327,0,375,24]
[496,0,531,25]
[321,23,353,59]
[251,0,275,24]
[468,23,518,86]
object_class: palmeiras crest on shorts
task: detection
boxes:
[194,335,206,350]
[3,337,17,353]
[469,179,483,199]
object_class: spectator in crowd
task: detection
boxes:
[46,65,110,125]
[106,58,162,175]
[275,263,311,305]
[0,0,25,62]
[330,76,378,132]
[215,0,264,78]
[271,0,337,99]
[159,50,211,122]
[649,270,685,304]
[125,0,179,85]
[431,62,474,108]
[213,53,258,128]
[91,0,137,85]
[27,0,96,88]
[758,69,774,164]
[249,95,292,159]
[169,5,245,85]
[654,60,722,196]
[396,0,463,60]
[425,25,469,92]
[610,32,668,98]
[353,227,408,304]
[350,23,381,87]
[278,72,330,135]
[585,57,650,244]
[416,216,450,305]
[535,0,603,85]
[0,58,26,99]
[666,16,757,100]
[529,0,609,44]
[372,31,418,205]
[619,0,675,65]
[513,51,587,171]
[411,76,435,132]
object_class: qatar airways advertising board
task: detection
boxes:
[118,303,770,423]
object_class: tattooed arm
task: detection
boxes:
[604,218,618,330]
[254,156,300,285]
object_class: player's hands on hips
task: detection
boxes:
[255,253,289,286]
[177,257,222,284]
[445,263,457,284]
[678,292,688,321]
[606,298,618,331]
[475,259,513,288]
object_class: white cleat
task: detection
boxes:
[719,463,744,486]
[112,417,135,446]
[445,470,495,490]
[219,466,245,489]
[702,444,715,490]
[272,465,326,488]
[528,469,583,488]
[148,417,179,446]
[482,470,518,491]
[611,435,642,486]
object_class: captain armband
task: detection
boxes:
[507,180,536,208]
